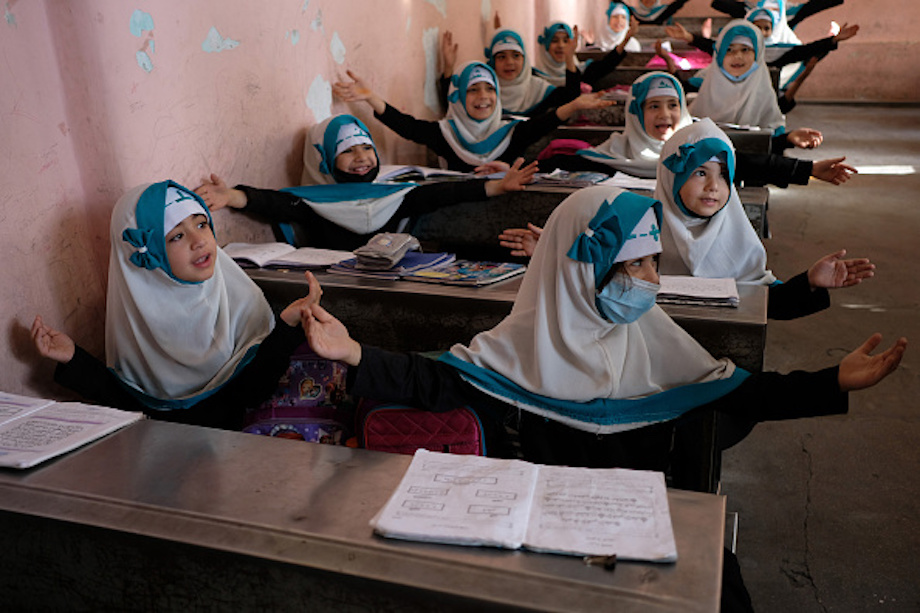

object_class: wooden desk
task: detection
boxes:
[0,420,726,612]
[407,184,769,254]
[549,125,773,157]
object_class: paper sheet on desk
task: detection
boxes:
[372,450,678,561]
[597,173,657,191]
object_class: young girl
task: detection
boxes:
[711,0,844,30]
[484,28,578,116]
[332,63,611,172]
[656,118,874,319]
[688,19,786,131]
[534,20,638,90]
[194,114,537,251]
[630,0,693,25]
[593,3,642,53]
[31,181,320,430]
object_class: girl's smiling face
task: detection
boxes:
[642,95,681,141]
[465,81,497,120]
[493,50,524,80]
[678,161,731,217]
[548,30,569,62]
[722,43,756,78]
[334,144,378,177]
[608,13,628,33]
[165,213,217,283]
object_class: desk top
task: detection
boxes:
[0,419,725,612]
[249,269,768,329]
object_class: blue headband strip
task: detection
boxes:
[566,191,663,289]
[606,2,631,19]
[663,137,736,217]
[485,30,525,65]
[628,73,684,129]
[538,22,573,49]
[447,62,499,108]
[319,115,377,177]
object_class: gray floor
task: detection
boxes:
[720,104,920,611]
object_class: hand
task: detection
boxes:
[838,334,907,392]
[786,127,823,149]
[31,315,75,363]
[564,25,579,69]
[811,156,857,185]
[807,249,875,290]
[701,17,712,39]
[498,223,543,258]
[616,17,640,53]
[194,174,247,211]
[486,158,538,195]
[332,69,385,114]
[280,271,323,327]
[473,160,510,176]
[833,22,859,43]
[440,30,458,77]
[303,304,362,366]
[655,39,678,73]
[493,10,501,30]
[557,92,614,120]
[665,23,693,43]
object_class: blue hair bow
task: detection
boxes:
[448,74,462,103]
[123,227,162,270]
[315,143,331,175]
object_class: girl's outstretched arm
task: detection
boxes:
[807,250,875,290]
[195,174,248,211]
[484,158,539,196]
[838,334,908,392]
[332,69,387,115]
[303,303,362,366]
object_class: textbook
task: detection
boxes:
[223,242,353,269]
[657,275,740,308]
[0,392,143,469]
[531,169,609,188]
[372,449,678,562]
[402,260,525,286]
[377,165,505,183]
[329,251,456,280]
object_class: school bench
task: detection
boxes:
[0,419,727,612]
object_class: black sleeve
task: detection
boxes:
[646,0,692,24]
[709,0,747,18]
[397,180,488,218]
[580,49,627,87]
[768,38,837,68]
[767,271,831,320]
[236,185,304,222]
[375,104,453,159]
[788,0,844,29]
[54,346,148,413]
[438,74,450,113]
[708,366,846,422]
[736,151,812,188]
[691,34,716,56]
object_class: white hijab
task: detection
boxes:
[534,22,583,87]
[294,114,415,234]
[105,181,275,409]
[747,5,804,89]
[446,186,742,434]
[595,3,642,52]
[438,61,522,167]
[486,29,556,115]
[656,119,776,285]
[688,19,784,131]
[578,72,691,178]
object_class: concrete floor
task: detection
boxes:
[720,104,920,611]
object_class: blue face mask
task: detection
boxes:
[595,275,660,324]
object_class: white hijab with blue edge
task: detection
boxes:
[578,71,691,178]
[747,5,805,89]
[656,118,776,285]
[293,114,417,234]
[105,181,275,409]
[441,185,747,434]
[688,19,784,131]
[534,22,584,87]
[486,29,556,115]
[595,3,642,52]
[438,61,522,166]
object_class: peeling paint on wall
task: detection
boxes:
[301,0,310,11]
[202,26,239,53]
[287,29,300,45]
[311,9,324,33]
[406,16,412,35]
[423,27,441,113]
[5,2,17,28]
[330,32,346,64]
[307,75,332,123]
[426,0,448,19]
[481,0,491,24]
[130,10,155,72]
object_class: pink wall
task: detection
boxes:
[1,0,917,397]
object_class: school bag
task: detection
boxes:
[356,399,486,456]
[243,342,351,444]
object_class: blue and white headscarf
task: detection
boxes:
[656,119,776,285]
[437,61,522,166]
[747,6,805,89]
[485,29,556,115]
[293,114,417,234]
[595,2,641,52]
[578,72,691,178]
[443,186,748,434]
[106,181,274,409]
[534,22,585,87]
[689,19,784,131]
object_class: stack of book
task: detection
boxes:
[656,275,740,308]
[329,251,456,281]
